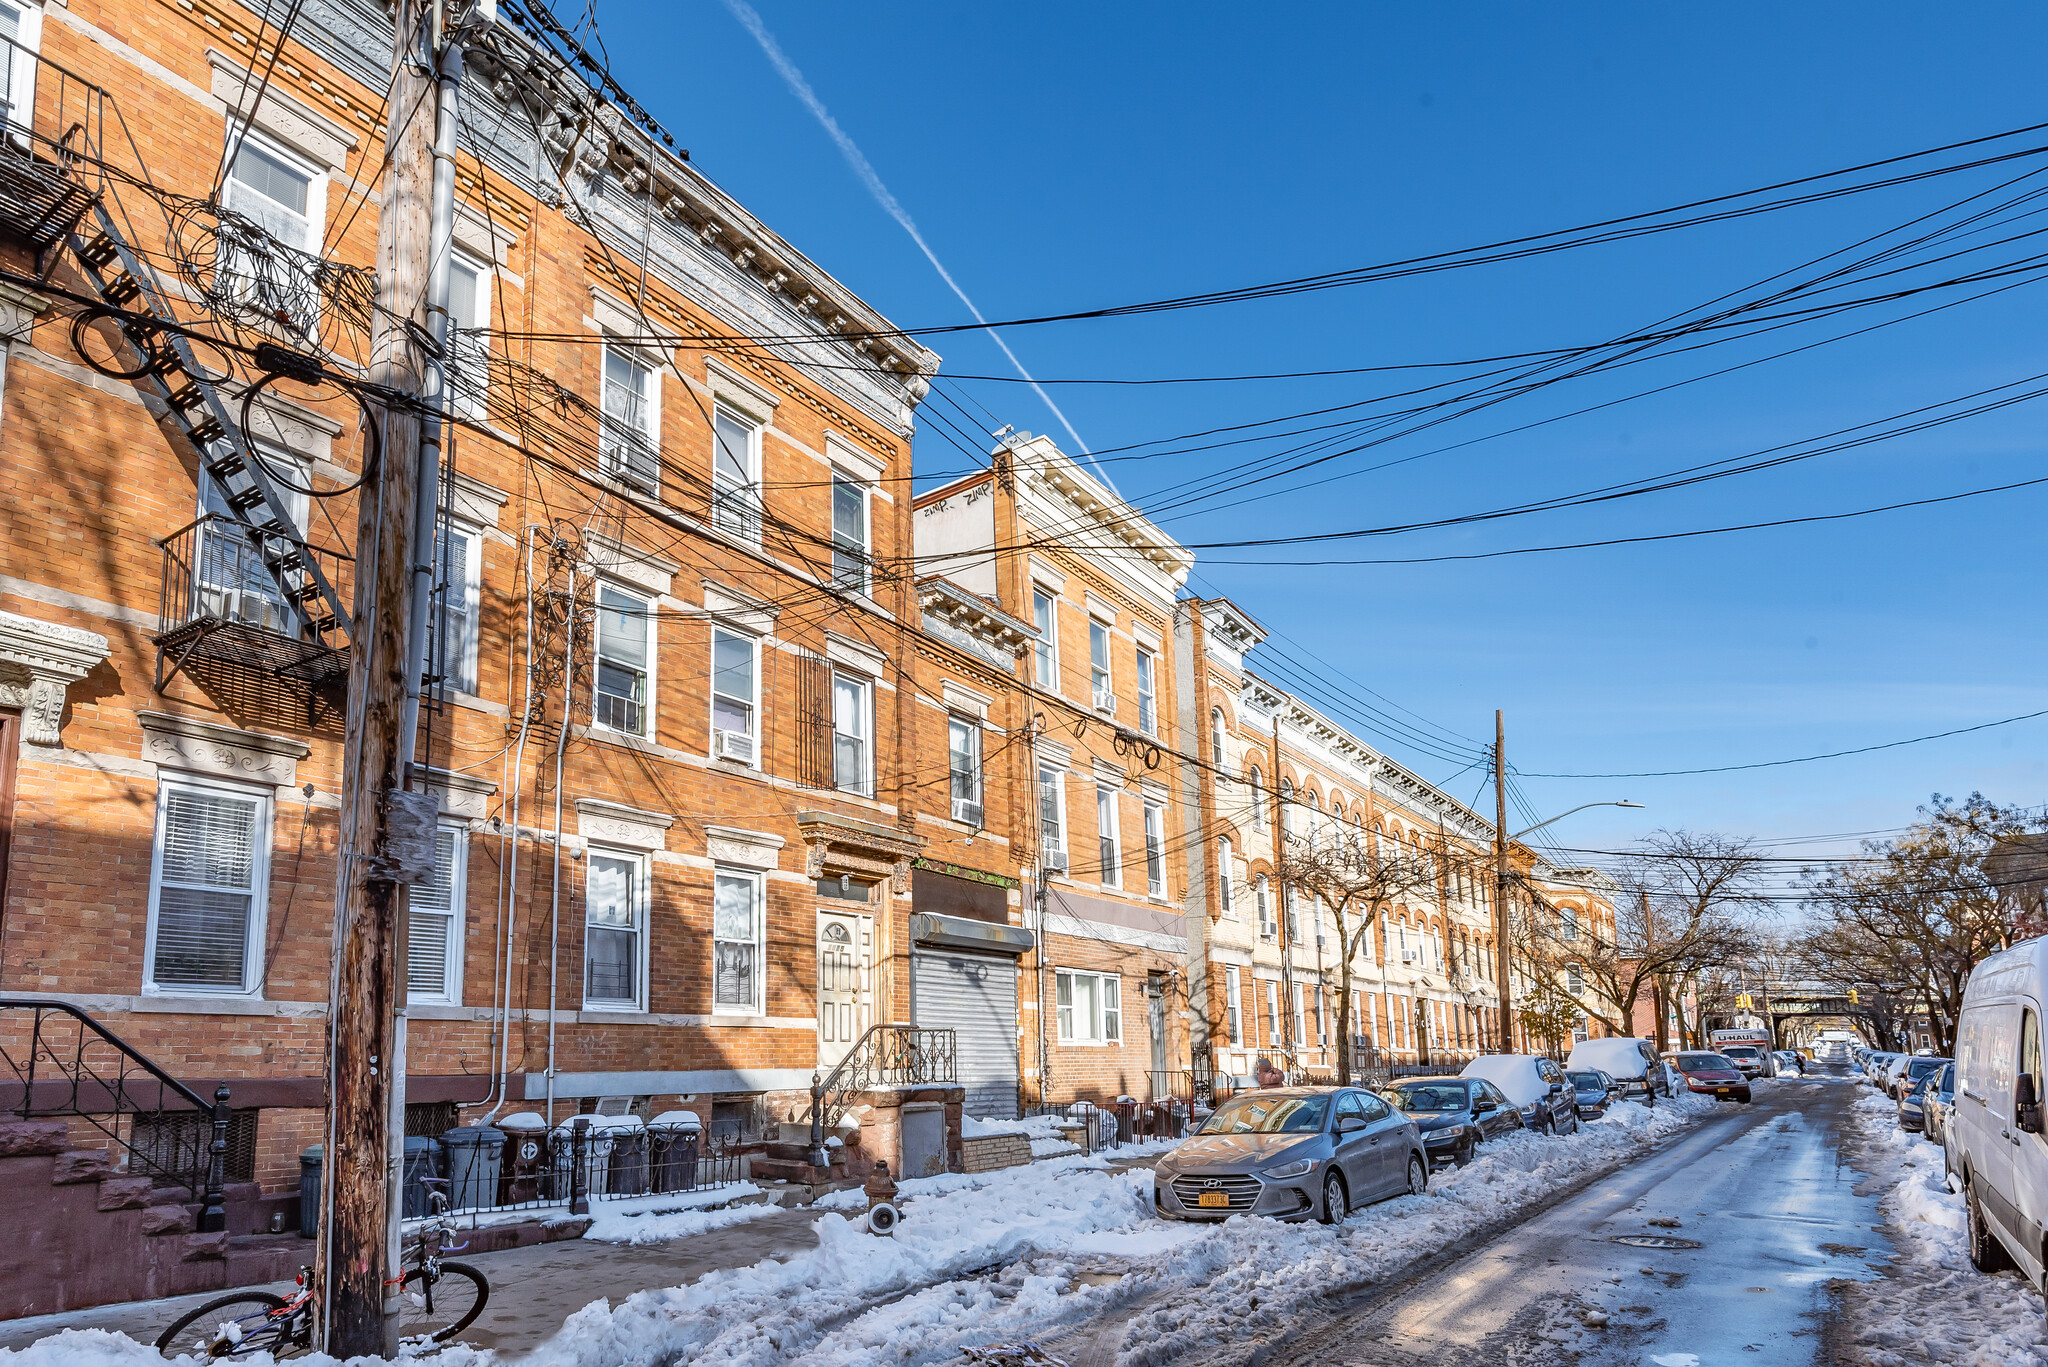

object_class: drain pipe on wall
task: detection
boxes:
[544,565,577,1125]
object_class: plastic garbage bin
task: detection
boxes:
[402,1136,445,1218]
[599,1114,648,1197]
[648,1111,702,1192]
[552,1116,608,1200]
[442,1125,503,1212]
[498,1111,549,1205]
[299,1145,321,1238]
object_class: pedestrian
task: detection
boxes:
[1255,1056,1283,1088]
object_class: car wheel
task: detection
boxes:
[1319,1168,1348,1224]
[1405,1154,1428,1196]
[1566,1110,1582,1136]
[1454,1135,1476,1167]
[1968,1178,2016,1273]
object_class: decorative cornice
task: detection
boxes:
[136,709,309,783]
[0,612,110,746]
[795,809,925,885]
[916,577,1033,656]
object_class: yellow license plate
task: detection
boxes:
[1197,1192,1231,1208]
[1716,1088,1731,1095]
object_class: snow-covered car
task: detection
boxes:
[1566,1069,1620,1120]
[1153,1087,1427,1224]
[1923,1062,1957,1147]
[1377,1075,1524,1167]
[1771,1050,1805,1076]
[1460,1055,1580,1135]
[1669,1051,1752,1103]
[1565,1037,1670,1105]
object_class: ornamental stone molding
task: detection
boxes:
[136,710,310,784]
[0,611,111,746]
[794,809,925,886]
[576,799,676,851]
[409,764,500,821]
[703,824,785,871]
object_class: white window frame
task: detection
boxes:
[712,864,765,1016]
[829,468,871,594]
[445,249,493,420]
[948,715,983,826]
[1255,875,1273,938]
[219,129,325,345]
[407,821,467,1006]
[711,402,762,542]
[1088,618,1113,713]
[143,774,272,997]
[831,669,873,799]
[1143,800,1166,898]
[1031,587,1058,691]
[1567,963,1584,996]
[1562,907,1580,942]
[1263,979,1280,1046]
[593,581,654,739]
[583,845,649,1012]
[1218,838,1234,917]
[0,2,43,143]
[1134,647,1157,735]
[1037,761,1068,873]
[1210,708,1227,774]
[430,521,482,696]
[1248,767,1266,829]
[1225,965,1243,1046]
[1055,968,1122,1045]
[710,626,760,768]
[1292,982,1308,1049]
[599,342,661,494]
[1096,783,1121,888]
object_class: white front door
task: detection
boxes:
[817,911,871,1068]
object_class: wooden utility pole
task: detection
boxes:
[1491,710,1512,1052]
[316,0,439,1353]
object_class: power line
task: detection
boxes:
[1516,708,2048,778]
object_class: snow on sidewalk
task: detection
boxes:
[1836,1089,2048,1366]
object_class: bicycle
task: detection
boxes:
[154,1200,489,1357]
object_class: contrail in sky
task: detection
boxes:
[719,0,1116,489]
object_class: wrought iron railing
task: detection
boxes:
[434,1119,746,1227]
[807,1023,956,1166]
[155,514,353,685]
[0,999,230,1230]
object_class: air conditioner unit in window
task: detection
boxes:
[713,729,755,763]
[1401,948,1420,964]
[1092,686,1116,714]
[952,798,984,827]
[1041,842,1069,874]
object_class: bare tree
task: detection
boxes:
[1274,823,1439,1085]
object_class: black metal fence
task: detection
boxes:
[433,1118,747,1226]
[1020,1098,1190,1156]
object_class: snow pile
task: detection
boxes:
[1836,1083,2048,1366]
[961,1114,1029,1139]
[582,1186,780,1246]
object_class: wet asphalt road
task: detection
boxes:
[1267,1073,1889,1367]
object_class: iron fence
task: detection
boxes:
[436,1119,746,1227]
[1020,1097,1190,1156]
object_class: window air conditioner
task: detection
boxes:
[1041,842,1069,874]
[713,729,755,763]
[1401,948,1420,964]
[952,798,984,827]
[1092,686,1117,715]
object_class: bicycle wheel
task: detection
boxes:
[396,1261,489,1343]
[154,1292,291,1358]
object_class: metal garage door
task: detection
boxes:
[914,950,1020,1120]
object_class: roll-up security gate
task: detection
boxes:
[913,948,1020,1120]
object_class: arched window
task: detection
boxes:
[1248,767,1266,828]
[1217,837,1234,916]
[1210,708,1227,772]
[1279,778,1295,839]
[1255,876,1273,938]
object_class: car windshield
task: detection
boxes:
[1675,1053,1735,1071]
[1722,1047,1760,1058]
[1197,1094,1330,1135]
[1386,1084,1468,1111]
[1908,1058,1948,1076]
[1567,1072,1605,1089]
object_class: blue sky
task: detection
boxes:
[598,3,2047,859]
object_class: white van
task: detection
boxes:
[1565,1037,1672,1105]
[1950,937,2048,1283]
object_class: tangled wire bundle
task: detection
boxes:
[163,192,377,344]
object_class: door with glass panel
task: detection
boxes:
[816,911,871,1068]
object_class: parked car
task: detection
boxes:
[1461,1055,1582,1135]
[1772,1050,1805,1077]
[1923,1062,1957,1147]
[1860,1051,1899,1086]
[1566,1037,1671,1105]
[1719,1044,1772,1079]
[1668,1051,1754,1103]
[1949,937,2048,1279]
[1567,1069,1621,1120]
[1378,1076,1525,1168]
[1891,1055,1951,1101]
[1898,1072,1936,1133]
[1153,1087,1427,1224]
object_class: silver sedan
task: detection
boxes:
[1154,1086,1428,1224]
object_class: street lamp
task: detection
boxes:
[1492,801,1647,1053]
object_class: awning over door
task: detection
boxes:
[913,950,1020,1120]
[910,911,1034,956]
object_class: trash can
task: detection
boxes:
[649,1111,702,1192]
[442,1125,503,1212]
[498,1112,549,1205]
[402,1136,445,1218]
[299,1145,322,1239]
[599,1114,648,1197]
[552,1116,607,1200]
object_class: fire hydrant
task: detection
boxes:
[865,1159,900,1236]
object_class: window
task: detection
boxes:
[1089,618,1113,711]
[1562,907,1579,942]
[1038,764,1067,870]
[1567,963,1584,995]
[1263,980,1280,1046]
[830,471,869,593]
[1573,1014,1590,1044]
[429,523,480,695]
[1217,838,1234,915]
[445,251,492,419]
[1144,801,1166,897]
[407,824,466,1005]
[948,717,983,826]
[147,780,269,994]
[1292,983,1307,1049]
[1280,779,1295,839]
[0,1,42,143]
[594,585,651,737]
[710,628,757,764]
[1055,969,1121,1044]
[1248,768,1266,828]
[711,405,761,540]
[1096,784,1121,887]
[600,345,659,493]
[1225,966,1244,1045]
[832,672,872,797]
[1031,588,1057,689]
[221,133,321,338]
[712,866,763,1014]
[1210,708,1226,772]
[1255,876,1274,938]
[584,848,646,1009]
[1285,886,1300,941]
[195,439,312,634]
[1135,648,1157,734]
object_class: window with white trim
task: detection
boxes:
[1089,618,1113,712]
[1144,800,1166,897]
[220,132,323,339]
[584,847,646,1010]
[1134,647,1157,734]
[1567,963,1584,995]
[711,404,761,540]
[1255,875,1274,938]
[948,716,982,826]
[407,823,466,1005]
[1096,784,1121,887]
[1217,837,1234,916]
[1561,907,1579,942]
[1038,763,1067,872]
[830,471,869,593]
[1210,708,1226,773]
[147,778,270,994]
[594,584,652,737]
[1225,965,1243,1045]
[832,670,872,798]
[1248,767,1266,828]
[446,251,492,419]
[599,345,659,493]
[196,438,312,634]
[1263,980,1280,1046]
[1292,983,1307,1048]
[712,866,764,1014]
[710,628,757,765]
[1031,588,1057,689]
[429,522,481,696]
[1055,968,1121,1044]
[0,1,43,143]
